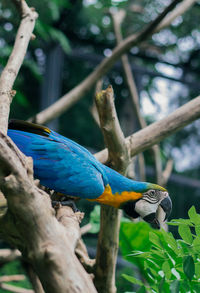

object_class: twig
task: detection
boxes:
[75,239,95,274]
[162,159,173,185]
[0,283,34,293]
[156,0,196,32]
[0,275,25,282]
[29,0,183,124]
[0,249,21,265]
[0,0,38,134]
[95,95,200,164]
[80,223,92,235]
[90,80,103,126]
[94,86,130,293]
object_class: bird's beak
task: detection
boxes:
[160,195,172,221]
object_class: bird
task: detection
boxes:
[7,119,172,229]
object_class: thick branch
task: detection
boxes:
[95,95,200,164]
[94,86,130,293]
[95,85,130,173]
[30,0,182,124]
[0,1,38,134]
[0,134,97,293]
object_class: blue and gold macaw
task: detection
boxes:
[7,120,172,228]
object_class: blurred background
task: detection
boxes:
[0,0,200,291]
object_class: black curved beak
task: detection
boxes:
[143,213,160,229]
[160,195,172,221]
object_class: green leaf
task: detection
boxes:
[149,232,162,248]
[136,286,146,293]
[192,237,200,253]
[170,280,180,293]
[35,20,50,41]
[16,92,30,108]
[169,219,193,226]
[178,224,193,244]
[162,261,171,279]
[183,255,195,280]
[195,262,200,278]
[195,225,200,237]
[158,276,165,292]
[49,28,71,53]
[180,280,190,292]
[48,1,60,21]
[122,274,143,286]
[130,251,151,258]
[163,232,179,254]
[188,206,200,224]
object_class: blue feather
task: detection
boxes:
[7,125,154,199]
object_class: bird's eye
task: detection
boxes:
[149,190,155,197]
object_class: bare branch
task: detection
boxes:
[111,9,147,181]
[80,223,92,235]
[75,239,95,274]
[94,86,130,293]
[156,0,196,32]
[0,0,38,134]
[29,0,183,124]
[0,249,21,265]
[95,85,130,173]
[0,275,25,283]
[95,95,200,163]
[162,159,174,185]
[0,134,97,293]
[0,283,34,293]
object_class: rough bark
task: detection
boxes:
[94,86,130,293]
[0,134,97,293]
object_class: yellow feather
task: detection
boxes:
[88,185,142,208]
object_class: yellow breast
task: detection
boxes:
[88,185,142,208]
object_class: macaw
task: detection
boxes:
[7,119,172,228]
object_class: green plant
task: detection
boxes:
[120,206,200,293]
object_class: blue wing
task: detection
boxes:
[8,128,108,199]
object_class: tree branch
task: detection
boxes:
[156,0,196,32]
[29,0,183,124]
[0,283,34,293]
[94,86,130,293]
[95,85,130,173]
[0,134,97,293]
[95,95,200,164]
[0,275,25,282]
[0,249,21,265]
[0,0,38,134]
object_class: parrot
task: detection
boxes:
[7,119,172,229]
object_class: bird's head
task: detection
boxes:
[121,184,172,229]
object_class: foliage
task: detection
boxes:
[0,260,32,290]
[120,206,200,293]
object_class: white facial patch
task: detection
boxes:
[135,199,159,218]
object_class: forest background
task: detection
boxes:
[0,0,200,292]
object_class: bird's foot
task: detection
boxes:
[52,200,80,213]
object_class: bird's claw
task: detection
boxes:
[52,200,80,213]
